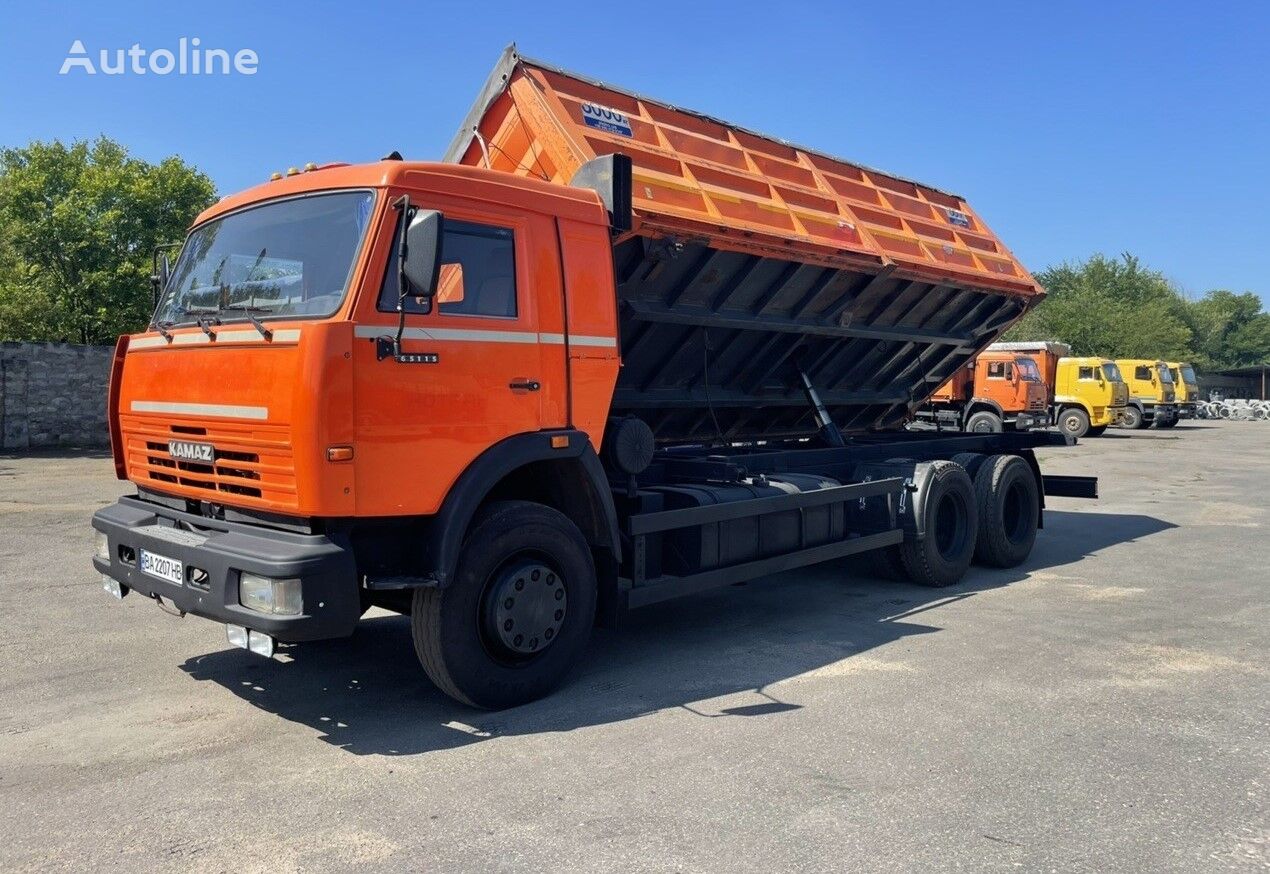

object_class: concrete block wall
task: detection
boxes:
[0,342,114,449]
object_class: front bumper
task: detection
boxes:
[1016,411,1044,430]
[91,496,360,642]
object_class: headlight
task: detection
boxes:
[94,531,110,561]
[238,573,302,615]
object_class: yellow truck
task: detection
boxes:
[989,342,1128,438]
[1166,362,1200,419]
[1116,359,1178,429]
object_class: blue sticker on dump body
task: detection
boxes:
[581,102,633,137]
[945,208,971,228]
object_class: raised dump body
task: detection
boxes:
[447,47,1044,443]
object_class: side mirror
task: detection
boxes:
[150,248,174,307]
[400,208,443,310]
[380,197,444,362]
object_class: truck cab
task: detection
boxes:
[1166,362,1200,419]
[1052,357,1128,437]
[1116,359,1178,429]
[925,351,1048,432]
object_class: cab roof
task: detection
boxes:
[193,159,607,229]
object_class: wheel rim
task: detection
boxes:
[480,558,567,659]
[933,492,968,558]
[1062,414,1082,435]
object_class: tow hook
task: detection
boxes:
[153,594,186,618]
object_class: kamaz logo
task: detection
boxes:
[168,440,214,463]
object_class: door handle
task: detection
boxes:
[509,380,541,392]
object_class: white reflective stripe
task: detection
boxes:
[353,325,615,347]
[130,400,269,420]
[129,328,301,349]
[563,334,618,348]
[353,325,538,344]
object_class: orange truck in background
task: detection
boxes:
[91,47,1096,708]
[918,350,1048,432]
[989,342,1129,438]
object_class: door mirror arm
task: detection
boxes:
[378,196,444,362]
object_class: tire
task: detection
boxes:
[1121,405,1145,430]
[1057,407,1090,439]
[971,455,1039,568]
[1086,425,1107,437]
[896,461,978,587]
[411,501,597,709]
[965,410,1003,433]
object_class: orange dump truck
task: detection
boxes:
[92,47,1094,708]
[918,349,1049,432]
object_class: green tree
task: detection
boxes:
[1182,289,1270,369]
[0,136,215,344]
[1004,253,1193,359]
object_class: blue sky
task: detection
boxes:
[1,0,1267,302]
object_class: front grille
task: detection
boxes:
[143,441,262,497]
[122,415,297,510]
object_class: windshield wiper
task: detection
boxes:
[221,302,275,341]
[178,305,221,337]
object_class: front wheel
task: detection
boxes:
[1121,406,1145,430]
[411,501,597,709]
[965,411,1004,433]
[1058,407,1090,439]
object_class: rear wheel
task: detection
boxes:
[1121,405,1145,429]
[411,501,596,709]
[965,411,1003,433]
[1058,407,1090,439]
[896,461,978,587]
[971,455,1039,568]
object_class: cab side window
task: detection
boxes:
[1078,366,1095,380]
[379,217,517,318]
[1134,365,1152,380]
[987,361,1005,378]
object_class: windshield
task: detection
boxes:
[1157,363,1174,383]
[1015,357,1042,381]
[156,190,374,327]
[1181,364,1197,383]
[1101,362,1123,382]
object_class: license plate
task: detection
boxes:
[138,548,183,585]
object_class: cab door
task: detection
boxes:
[350,193,567,517]
[978,356,1017,409]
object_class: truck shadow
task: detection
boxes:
[179,508,1174,756]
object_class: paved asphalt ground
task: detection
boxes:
[1,421,1266,872]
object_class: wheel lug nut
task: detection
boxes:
[531,569,541,581]
[514,634,523,646]
[545,628,554,640]
[504,598,514,609]
[515,579,524,591]
[554,589,563,600]
[504,619,513,631]
[530,638,538,649]
[554,609,563,620]
[547,574,555,584]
